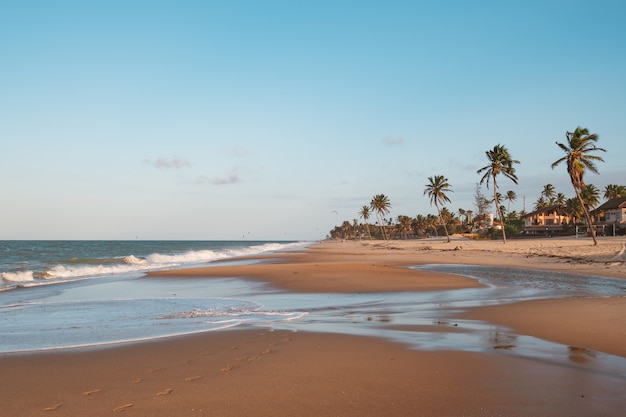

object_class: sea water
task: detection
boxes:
[1,240,626,371]
[0,240,310,352]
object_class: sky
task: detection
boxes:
[1,0,625,240]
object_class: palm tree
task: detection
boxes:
[358,206,372,239]
[604,184,626,200]
[551,127,606,245]
[542,184,556,204]
[477,144,520,243]
[503,190,517,212]
[581,184,601,210]
[534,196,548,210]
[397,215,413,239]
[424,175,453,242]
[370,194,391,240]
[565,197,583,224]
[414,214,428,237]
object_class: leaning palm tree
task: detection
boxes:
[477,144,520,243]
[551,127,606,245]
[424,175,453,242]
[358,206,372,239]
[370,194,391,240]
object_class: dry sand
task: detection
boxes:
[2,236,625,416]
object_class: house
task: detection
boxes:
[590,197,626,236]
[523,204,570,235]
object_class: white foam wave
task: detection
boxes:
[2,271,35,282]
[31,241,311,282]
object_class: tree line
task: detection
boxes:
[328,127,620,246]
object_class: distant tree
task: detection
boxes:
[342,220,352,240]
[473,183,491,221]
[370,194,391,240]
[414,214,428,237]
[358,206,372,239]
[581,184,601,209]
[604,184,626,200]
[534,196,548,210]
[397,215,413,239]
[477,144,520,243]
[542,184,557,204]
[424,175,453,242]
[551,127,606,245]
[555,192,567,206]
[503,190,517,213]
[565,197,583,224]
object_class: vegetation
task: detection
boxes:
[551,127,606,245]
[476,144,520,244]
[424,175,453,243]
[328,126,621,243]
[370,194,391,240]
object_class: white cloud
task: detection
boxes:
[195,169,241,185]
[382,136,405,146]
[145,157,192,169]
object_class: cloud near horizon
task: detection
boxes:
[145,157,192,169]
[194,168,241,186]
[382,136,405,146]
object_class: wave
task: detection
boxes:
[1,241,311,289]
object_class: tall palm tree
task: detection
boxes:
[424,175,453,242]
[358,206,372,239]
[477,144,520,243]
[551,127,606,245]
[604,184,626,200]
[503,190,517,212]
[370,194,391,240]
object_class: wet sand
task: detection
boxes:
[2,236,625,416]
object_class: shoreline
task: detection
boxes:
[2,236,626,416]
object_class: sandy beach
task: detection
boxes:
[2,236,625,416]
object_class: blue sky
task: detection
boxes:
[1,0,625,240]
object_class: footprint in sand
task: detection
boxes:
[185,375,203,382]
[131,377,143,384]
[113,403,134,412]
[44,403,62,411]
[156,388,173,396]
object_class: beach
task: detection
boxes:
[2,236,625,416]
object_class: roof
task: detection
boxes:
[591,197,626,213]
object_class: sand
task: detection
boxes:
[2,235,625,416]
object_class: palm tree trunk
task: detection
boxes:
[575,187,598,245]
[493,176,507,243]
[435,201,450,243]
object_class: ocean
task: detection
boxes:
[2,240,625,370]
[0,240,311,353]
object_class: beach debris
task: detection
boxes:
[113,403,134,412]
[43,403,62,411]
[82,388,102,395]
